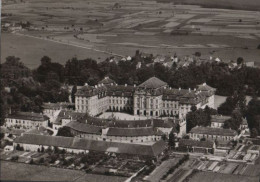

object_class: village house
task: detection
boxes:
[189,126,238,141]
[4,112,49,130]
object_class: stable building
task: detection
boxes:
[13,134,167,158]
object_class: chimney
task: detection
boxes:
[134,84,136,87]
[95,85,97,88]
[170,87,172,90]
[203,83,206,86]
[194,88,196,91]
[84,83,88,86]
[189,88,191,92]
[125,84,127,87]
[179,87,181,91]
[111,83,113,86]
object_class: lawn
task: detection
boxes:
[0,161,127,182]
[98,112,148,120]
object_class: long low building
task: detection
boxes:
[189,126,238,141]
[13,134,166,157]
[65,121,164,143]
[178,139,215,154]
[4,112,49,130]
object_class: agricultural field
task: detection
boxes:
[2,0,260,68]
[0,161,126,182]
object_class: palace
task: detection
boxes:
[75,76,215,135]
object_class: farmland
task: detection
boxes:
[158,0,260,11]
[2,0,260,68]
[0,161,127,182]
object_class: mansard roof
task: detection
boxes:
[190,126,237,136]
[107,85,135,97]
[98,76,116,85]
[65,121,102,134]
[197,83,216,97]
[106,127,163,137]
[210,115,231,123]
[6,112,49,122]
[138,77,168,89]
[179,139,214,148]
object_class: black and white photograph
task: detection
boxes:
[1,0,260,181]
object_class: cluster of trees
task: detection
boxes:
[186,106,217,133]
[32,53,260,97]
[246,97,260,137]
[217,90,260,136]
[57,127,74,137]
[223,110,243,131]
[218,90,247,116]
[0,56,70,125]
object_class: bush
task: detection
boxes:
[39,157,45,163]
[11,155,19,161]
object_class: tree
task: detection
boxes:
[57,127,73,137]
[168,131,175,149]
[40,56,51,66]
[237,57,244,65]
[246,98,260,136]
[191,105,197,112]
[195,52,201,57]
[71,85,77,103]
[39,157,45,163]
[251,128,259,138]
[41,146,45,153]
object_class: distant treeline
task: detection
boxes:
[157,0,260,11]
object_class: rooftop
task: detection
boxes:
[211,115,231,123]
[42,102,73,110]
[138,77,167,89]
[6,112,49,122]
[190,126,237,136]
[65,121,102,134]
[98,77,116,85]
[14,134,166,157]
[106,127,163,137]
[179,139,214,148]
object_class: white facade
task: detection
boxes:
[5,117,48,130]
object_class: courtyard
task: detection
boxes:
[98,112,151,120]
